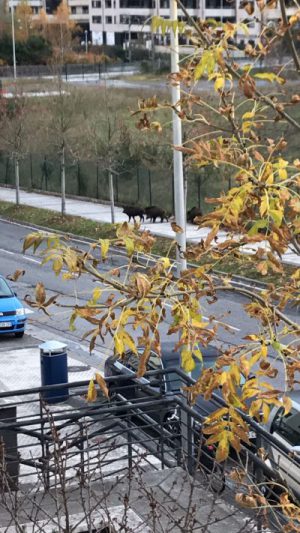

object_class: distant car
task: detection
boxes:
[265,391,300,496]
[0,276,27,338]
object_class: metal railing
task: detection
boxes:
[0,369,299,531]
[0,62,141,80]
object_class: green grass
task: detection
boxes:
[0,199,297,285]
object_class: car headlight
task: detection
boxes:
[16,308,25,316]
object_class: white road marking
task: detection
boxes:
[0,248,14,255]
[22,255,41,264]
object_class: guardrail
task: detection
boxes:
[0,369,299,531]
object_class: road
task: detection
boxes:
[0,218,298,388]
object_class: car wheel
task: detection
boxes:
[15,331,24,338]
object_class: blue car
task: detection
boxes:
[0,276,27,338]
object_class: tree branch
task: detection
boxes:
[279,0,300,74]
[175,0,300,131]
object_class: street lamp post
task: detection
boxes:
[84,29,88,53]
[170,0,187,275]
[10,0,17,79]
[128,19,132,62]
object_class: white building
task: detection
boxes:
[89,0,298,48]
[8,0,299,49]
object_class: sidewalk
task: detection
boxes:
[0,186,299,266]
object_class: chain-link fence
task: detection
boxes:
[0,152,233,213]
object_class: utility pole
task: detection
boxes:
[10,0,17,79]
[170,0,187,275]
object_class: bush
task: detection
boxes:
[0,34,52,65]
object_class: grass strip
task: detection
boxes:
[0,200,296,285]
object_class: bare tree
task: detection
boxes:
[0,88,29,205]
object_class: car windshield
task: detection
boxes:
[0,278,13,298]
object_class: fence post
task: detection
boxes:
[137,168,140,202]
[82,63,84,80]
[98,62,101,80]
[77,161,81,196]
[96,162,99,199]
[65,64,68,82]
[115,173,119,202]
[43,156,48,191]
[5,155,9,185]
[30,153,33,189]
[148,170,152,206]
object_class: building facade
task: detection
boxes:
[88,0,298,47]
[8,0,299,49]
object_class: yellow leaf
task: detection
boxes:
[92,287,102,303]
[114,333,124,355]
[120,330,137,354]
[124,237,135,256]
[261,344,268,357]
[214,77,225,92]
[270,208,283,226]
[205,407,229,424]
[181,347,196,372]
[159,257,171,269]
[259,193,269,217]
[100,239,110,261]
[95,372,109,399]
[87,379,97,402]
[242,111,255,120]
[282,395,292,415]
[216,434,230,462]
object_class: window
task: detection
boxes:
[82,6,89,13]
[71,6,77,13]
[0,278,13,298]
[106,15,112,23]
[92,15,102,23]
[272,408,300,446]
[92,0,101,6]
[105,0,112,6]
[120,15,129,23]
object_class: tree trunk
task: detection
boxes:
[61,145,66,216]
[15,156,20,206]
[109,171,115,224]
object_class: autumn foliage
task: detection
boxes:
[20,1,300,527]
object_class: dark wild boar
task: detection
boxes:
[187,206,203,224]
[145,206,169,223]
[123,206,144,222]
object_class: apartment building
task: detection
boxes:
[89,0,298,47]
[8,0,299,48]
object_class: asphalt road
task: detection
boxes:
[0,218,298,388]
